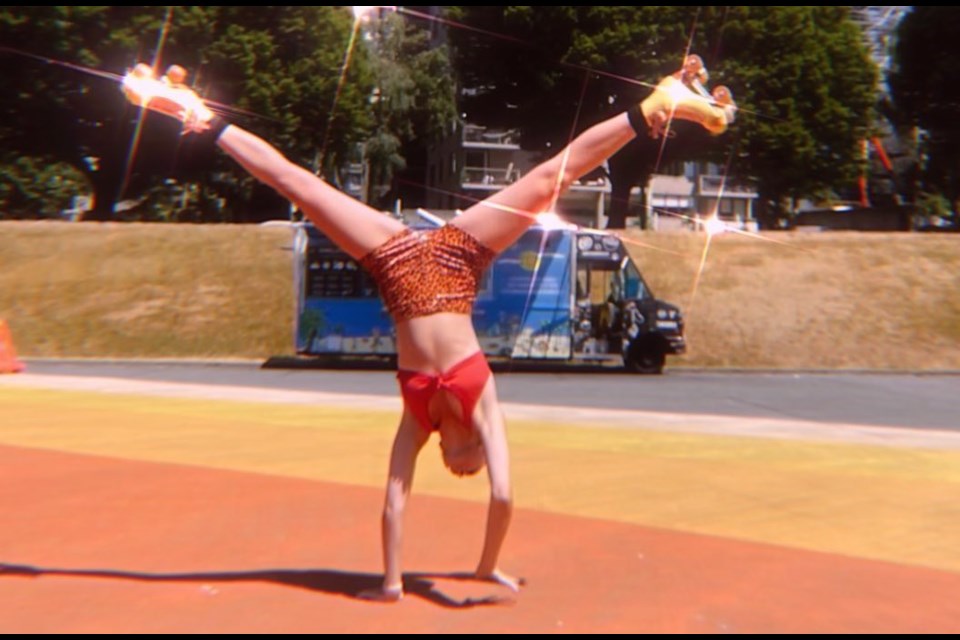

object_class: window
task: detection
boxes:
[578,266,635,304]
[717,198,737,220]
[622,261,648,300]
[306,251,379,299]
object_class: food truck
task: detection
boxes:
[293,216,685,373]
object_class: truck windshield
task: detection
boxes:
[622,260,648,300]
[576,261,648,304]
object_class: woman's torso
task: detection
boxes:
[360,224,495,374]
[395,313,482,373]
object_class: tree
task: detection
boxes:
[448,6,876,228]
[0,155,88,219]
[0,7,376,221]
[1,7,156,220]
[719,7,877,224]
[449,6,715,228]
[360,10,458,209]
[889,7,960,214]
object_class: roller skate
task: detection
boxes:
[122,63,215,132]
[641,54,737,137]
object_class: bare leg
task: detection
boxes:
[452,113,636,254]
[453,58,736,254]
[217,126,405,259]
[121,66,406,259]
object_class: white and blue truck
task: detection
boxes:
[293,216,685,374]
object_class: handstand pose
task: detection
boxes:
[123,54,735,602]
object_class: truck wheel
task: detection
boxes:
[626,341,666,375]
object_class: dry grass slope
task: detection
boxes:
[627,231,960,370]
[2,222,958,369]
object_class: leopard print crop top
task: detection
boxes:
[359,224,496,323]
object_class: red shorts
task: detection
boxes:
[397,351,492,432]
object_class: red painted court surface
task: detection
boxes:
[2,443,959,634]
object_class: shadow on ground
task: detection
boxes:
[0,563,514,609]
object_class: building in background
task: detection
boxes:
[427,123,759,231]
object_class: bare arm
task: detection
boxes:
[474,390,521,590]
[361,412,429,601]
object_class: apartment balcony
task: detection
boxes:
[570,176,611,193]
[699,175,759,199]
[461,166,611,194]
[463,125,521,150]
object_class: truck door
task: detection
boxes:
[574,259,627,359]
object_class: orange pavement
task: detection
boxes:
[2,443,959,633]
[2,381,960,633]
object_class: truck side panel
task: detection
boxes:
[297,226,573,359]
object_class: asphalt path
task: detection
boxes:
[20,360,960,433]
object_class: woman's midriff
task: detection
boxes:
[395,313,482,374]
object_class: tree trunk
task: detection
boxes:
[606,176,634,230]
[606,149,645,230]
[751,183,790,230]
[82,167,122,222]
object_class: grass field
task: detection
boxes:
[2,221,959,369]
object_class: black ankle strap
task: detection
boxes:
[627,105,648,138]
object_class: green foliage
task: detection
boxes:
[0,155,89,219]
[200,7,376,172]
[0,7,377,221]
[916,192,954,220]
[451,6,702,148]
[720,7,877,211]
[362,12,458,208]
[449,6,878,227]
[0,6,457,220]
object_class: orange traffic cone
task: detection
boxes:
[0,319,26,374]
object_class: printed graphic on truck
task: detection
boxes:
[294,223,685,373]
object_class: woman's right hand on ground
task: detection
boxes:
[476,567,526,592]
